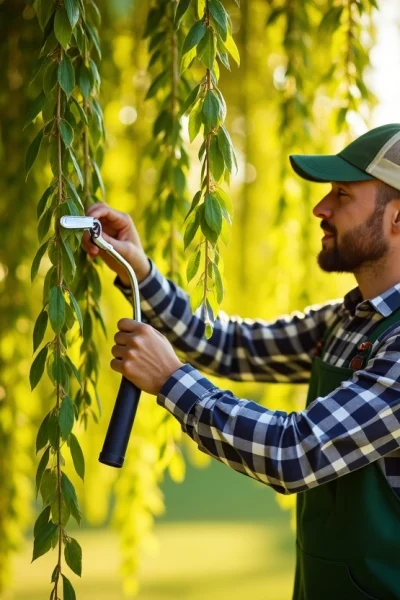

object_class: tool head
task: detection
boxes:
[60,216,96,230]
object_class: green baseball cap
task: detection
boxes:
[289,123,400,191]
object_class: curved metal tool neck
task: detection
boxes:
[59,215,141,322]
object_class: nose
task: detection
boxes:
[312,194,334,220]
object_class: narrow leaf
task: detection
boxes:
[204,193,222,234]
[25,127,44,180]
[68,289,83,333]
[33,310,49,353]
[59,395,75,440]
[33,505,51,538]
[187,249,201,282]
[69,432,85,480]
[60,120,74,147]
[68,148,84,187]
[23,92,46,130]
[48,286,66,334]
[32,521,58,563]
[30,346,48,391]
[65,0,80,28]
[182,20,207,55]
[31,239,49,282]
[35,447,50,498]
[58,55,75,96]
[64,537,82,577]
[54,8,72,49]
[36,412,50,453]
[62,574,76,600]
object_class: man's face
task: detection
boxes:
[312,180,390,273]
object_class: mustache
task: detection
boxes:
[321,222,336,235]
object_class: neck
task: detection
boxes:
[354,253,400,300]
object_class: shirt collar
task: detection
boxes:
[343,282,400,317]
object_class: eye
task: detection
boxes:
[338,188,348,197]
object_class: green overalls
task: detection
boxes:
[293,305,400,600]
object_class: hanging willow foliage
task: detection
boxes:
[174,0,240,338]
[27,0,105,597]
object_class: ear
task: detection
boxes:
[392,209,400,233]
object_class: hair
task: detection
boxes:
[375,180,400,208]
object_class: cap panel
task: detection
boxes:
[365,131,400,172]
[339,124,400,170]
[367,159,400,191]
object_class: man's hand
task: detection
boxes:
[110,319,185,395]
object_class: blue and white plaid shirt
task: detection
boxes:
[114,258,400,497]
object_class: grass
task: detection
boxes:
[7,521,295,600]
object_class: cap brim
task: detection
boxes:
[289,154,375,183]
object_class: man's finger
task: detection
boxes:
[110,358,123,372]
[117,318,142,332]
[111,344,128,358]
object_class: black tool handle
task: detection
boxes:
[98,376,141,468]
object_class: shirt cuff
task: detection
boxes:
[156,363,218,432]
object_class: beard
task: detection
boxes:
[317,204,390,273]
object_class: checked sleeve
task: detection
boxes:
[114,257,342,383]
[156,331,400,495]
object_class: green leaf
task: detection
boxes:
[43,61,58,96]
[62,574,76,600]
[59,395,75,440]
[204,193,222,234]
[35,447,50,498]
[209,136,225,181]
[33,310,49,353]
[220,125,237,172]
[86,22,102,59]
[199,204,218,244]
[213,262,224,303]
[67,290,83,333]
[91,160,105,198]
[34,0,57,31]
[184,190,202,223]
[209,0,228,36]
[182,20,207,55]
[34,505,51,538]
[174,0,192,28]
[58,55,75,96]
[40,468,58,505]
[25,127,44,180]
[188,99,203,142]
[31,239,49,282]
[47,411,60,448]
[65,537,82,577]
[89,58,100,88]
[61,472,81,525]
[221,32,240,66]
[202,90,220,130]
[60,120,74,147]
[61,238,76,283]
[214,186,233,217]
[37,186,55,220]
[65,0,80,28]
[49,286,66,334]
[64,354,82,386]
[65,178,84,210]
[217,126,233,172]
[38,207,53,243]
[180,84,201,117]
[36,412,50,453]
[51,494,71,526]
[54,8,72,49]
[78,63,92,99]
[145,71,168,100]
[32,521,58,563]
[68,148,84,187]
[186,249,201,283]
[69,433,85,481]
[70,96,88,125]
[184,209,200,250]
[30,346,48,391]
[197,29,216,70]
[24,92,46,130]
